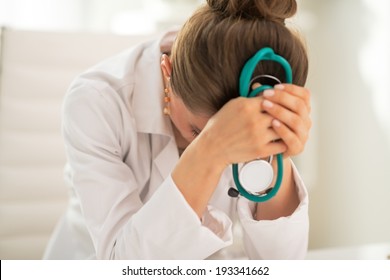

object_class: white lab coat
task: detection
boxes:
[44,30,309,260]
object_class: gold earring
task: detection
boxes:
[163,87,170,115]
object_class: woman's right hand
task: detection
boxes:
[198,96,288,169]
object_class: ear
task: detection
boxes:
[160,54,172,82]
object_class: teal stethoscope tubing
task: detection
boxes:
[232,47,293,202]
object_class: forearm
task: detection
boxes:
[171,134,226,218]
[255,158,299,220]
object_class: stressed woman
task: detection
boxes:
[44,0,311,260]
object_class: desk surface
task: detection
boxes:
[306,242,390,260]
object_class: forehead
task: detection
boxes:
[172,93,210,128]
[188,111,209,130]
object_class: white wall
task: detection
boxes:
[299,0,390,249]
[0,0,200,34]
[0,0,83,31]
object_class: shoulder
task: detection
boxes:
[61,80,130,144]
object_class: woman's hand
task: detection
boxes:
[198,95,288,169]
[261,84,311,158]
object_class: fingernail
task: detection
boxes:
[272,119,281,127]
[263,100,273,108]
[263,89,274,97]
[274,84,284,90]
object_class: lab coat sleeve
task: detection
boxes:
[237,162,309,259]
[62,82,232,260]
[114,175,233,259]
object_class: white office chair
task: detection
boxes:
[0,27,155,259]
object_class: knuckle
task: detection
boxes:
[305,87,311,98]
[254,145,266,158]
[303,87,311,98]
[307,118,313,129]
[237,99,252,114]
[290,143,303,156]
[300,87,311,100]
[244,117,258,131]
[290,115,303,128]
[294,98,305,112]
[270,103,281,115]
[301,127,309,141]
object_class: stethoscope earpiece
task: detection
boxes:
[250,74,282,91]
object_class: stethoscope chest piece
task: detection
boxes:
[239,158,273,194]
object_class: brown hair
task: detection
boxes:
[170,0,308,115]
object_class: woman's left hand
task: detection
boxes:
[261,84,311,158]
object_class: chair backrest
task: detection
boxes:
[0,27,156,259]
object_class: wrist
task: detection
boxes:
[171,132,226,217]
[194,128,230,171]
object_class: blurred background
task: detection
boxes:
[0,0,389,258]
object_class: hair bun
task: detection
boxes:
[207,0,297,23]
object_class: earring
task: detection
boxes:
[163,87,170,115]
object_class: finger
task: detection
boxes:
[263,87,310,118]
[264,84,311,114]
[258,140,287,159]
[262,99,310,135]
[275,84,311,108]
[249,115,281,143]
[252,83,311,111]
[271,119,305,157]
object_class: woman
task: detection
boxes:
[44,0,311,259]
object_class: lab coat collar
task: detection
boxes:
[132,30,178,138]
[131,30,180,180]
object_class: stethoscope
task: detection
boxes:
[228,47,293,202]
